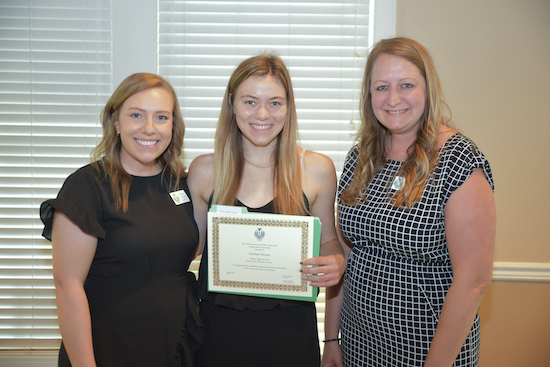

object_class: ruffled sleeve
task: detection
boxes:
[440,134,494,208]
[40,164,106,241]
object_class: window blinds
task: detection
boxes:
[0,0,111,351]
[158,0,370,172]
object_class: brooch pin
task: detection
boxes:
[391,176,405,190]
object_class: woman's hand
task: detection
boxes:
[300,244,345,287]
[321,340,344,367]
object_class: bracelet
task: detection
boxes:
[323,338,341,343]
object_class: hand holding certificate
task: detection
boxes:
[207,205,321,302]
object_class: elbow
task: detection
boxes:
[52,272,83,298]
[473,277,491,299]
[480,271,493,290]
[467,272,493,300]
[477,264,494,292]
[452,267,493,300]
[53,274,70,298]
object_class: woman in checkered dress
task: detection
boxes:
[321,38,496,367]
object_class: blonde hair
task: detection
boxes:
[212,53,307,215]
[340,37,452,208]
[91,73,186,211]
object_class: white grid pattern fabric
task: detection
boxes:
[337,134,493,366]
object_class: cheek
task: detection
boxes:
[274,107,288,121]
[370,96,385,119]
[370,93,385,107]
[235,108,253,127]
[162,124,173,139]
[409,92,426,110]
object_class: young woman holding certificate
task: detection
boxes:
[188,53,345,367]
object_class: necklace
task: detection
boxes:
[244,157,273,168]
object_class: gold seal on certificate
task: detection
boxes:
[207,205,321,302]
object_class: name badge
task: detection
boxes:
[170,190,190,205]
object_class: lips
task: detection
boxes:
[135,139,158,146]
[251,124,272,131]
[387,109,408,115]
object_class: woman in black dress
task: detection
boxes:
[40,73,204,366]
[188,54,345,367]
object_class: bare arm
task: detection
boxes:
[321,215,352,367]
[187,154,215,259]
[424,168,496,366]
[52,211,98,367]
[300,151,345,288]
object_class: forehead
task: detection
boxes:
[371,53,424,79]
[235,74,286,97]
[123,87,174,109]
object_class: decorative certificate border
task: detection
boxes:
[211,216,311,293]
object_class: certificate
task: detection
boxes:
[207,205,321,302]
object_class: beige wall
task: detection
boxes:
[478,281,550,366]
[395,0,550,365]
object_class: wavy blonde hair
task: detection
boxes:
[340,37,452,208]
[212,53,307,215]
[91,73,186,211]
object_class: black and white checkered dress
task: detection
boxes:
[337,133,493,366]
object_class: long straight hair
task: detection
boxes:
[340,37,452,208]
[212,54,307,215]
[91,73,186,211]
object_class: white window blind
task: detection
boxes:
[0,0,111,352]
[158,0,372,351]
[158,0,371,172]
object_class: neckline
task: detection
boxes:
[130,171,163,179]
[235,198,273,210]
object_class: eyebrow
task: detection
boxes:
[238,94,286,101]
[127,106,172,114]
[372,77,418,83]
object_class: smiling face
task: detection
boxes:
[232,74,288,151]
[114,87,174,176]
[370,53,427,139]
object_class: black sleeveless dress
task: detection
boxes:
[195,198,320,367]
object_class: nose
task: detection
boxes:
[142,115,155,134]
[255,105,270,120]
[387,88,401,107]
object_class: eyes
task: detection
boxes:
[128,112,171,122]
[374,83,414,92]
[242,100,284,107]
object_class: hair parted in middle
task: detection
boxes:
[340,37,452,208]
[212,53,307,215]
[91,72,186,211]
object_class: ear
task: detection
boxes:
[114,120,120,135]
